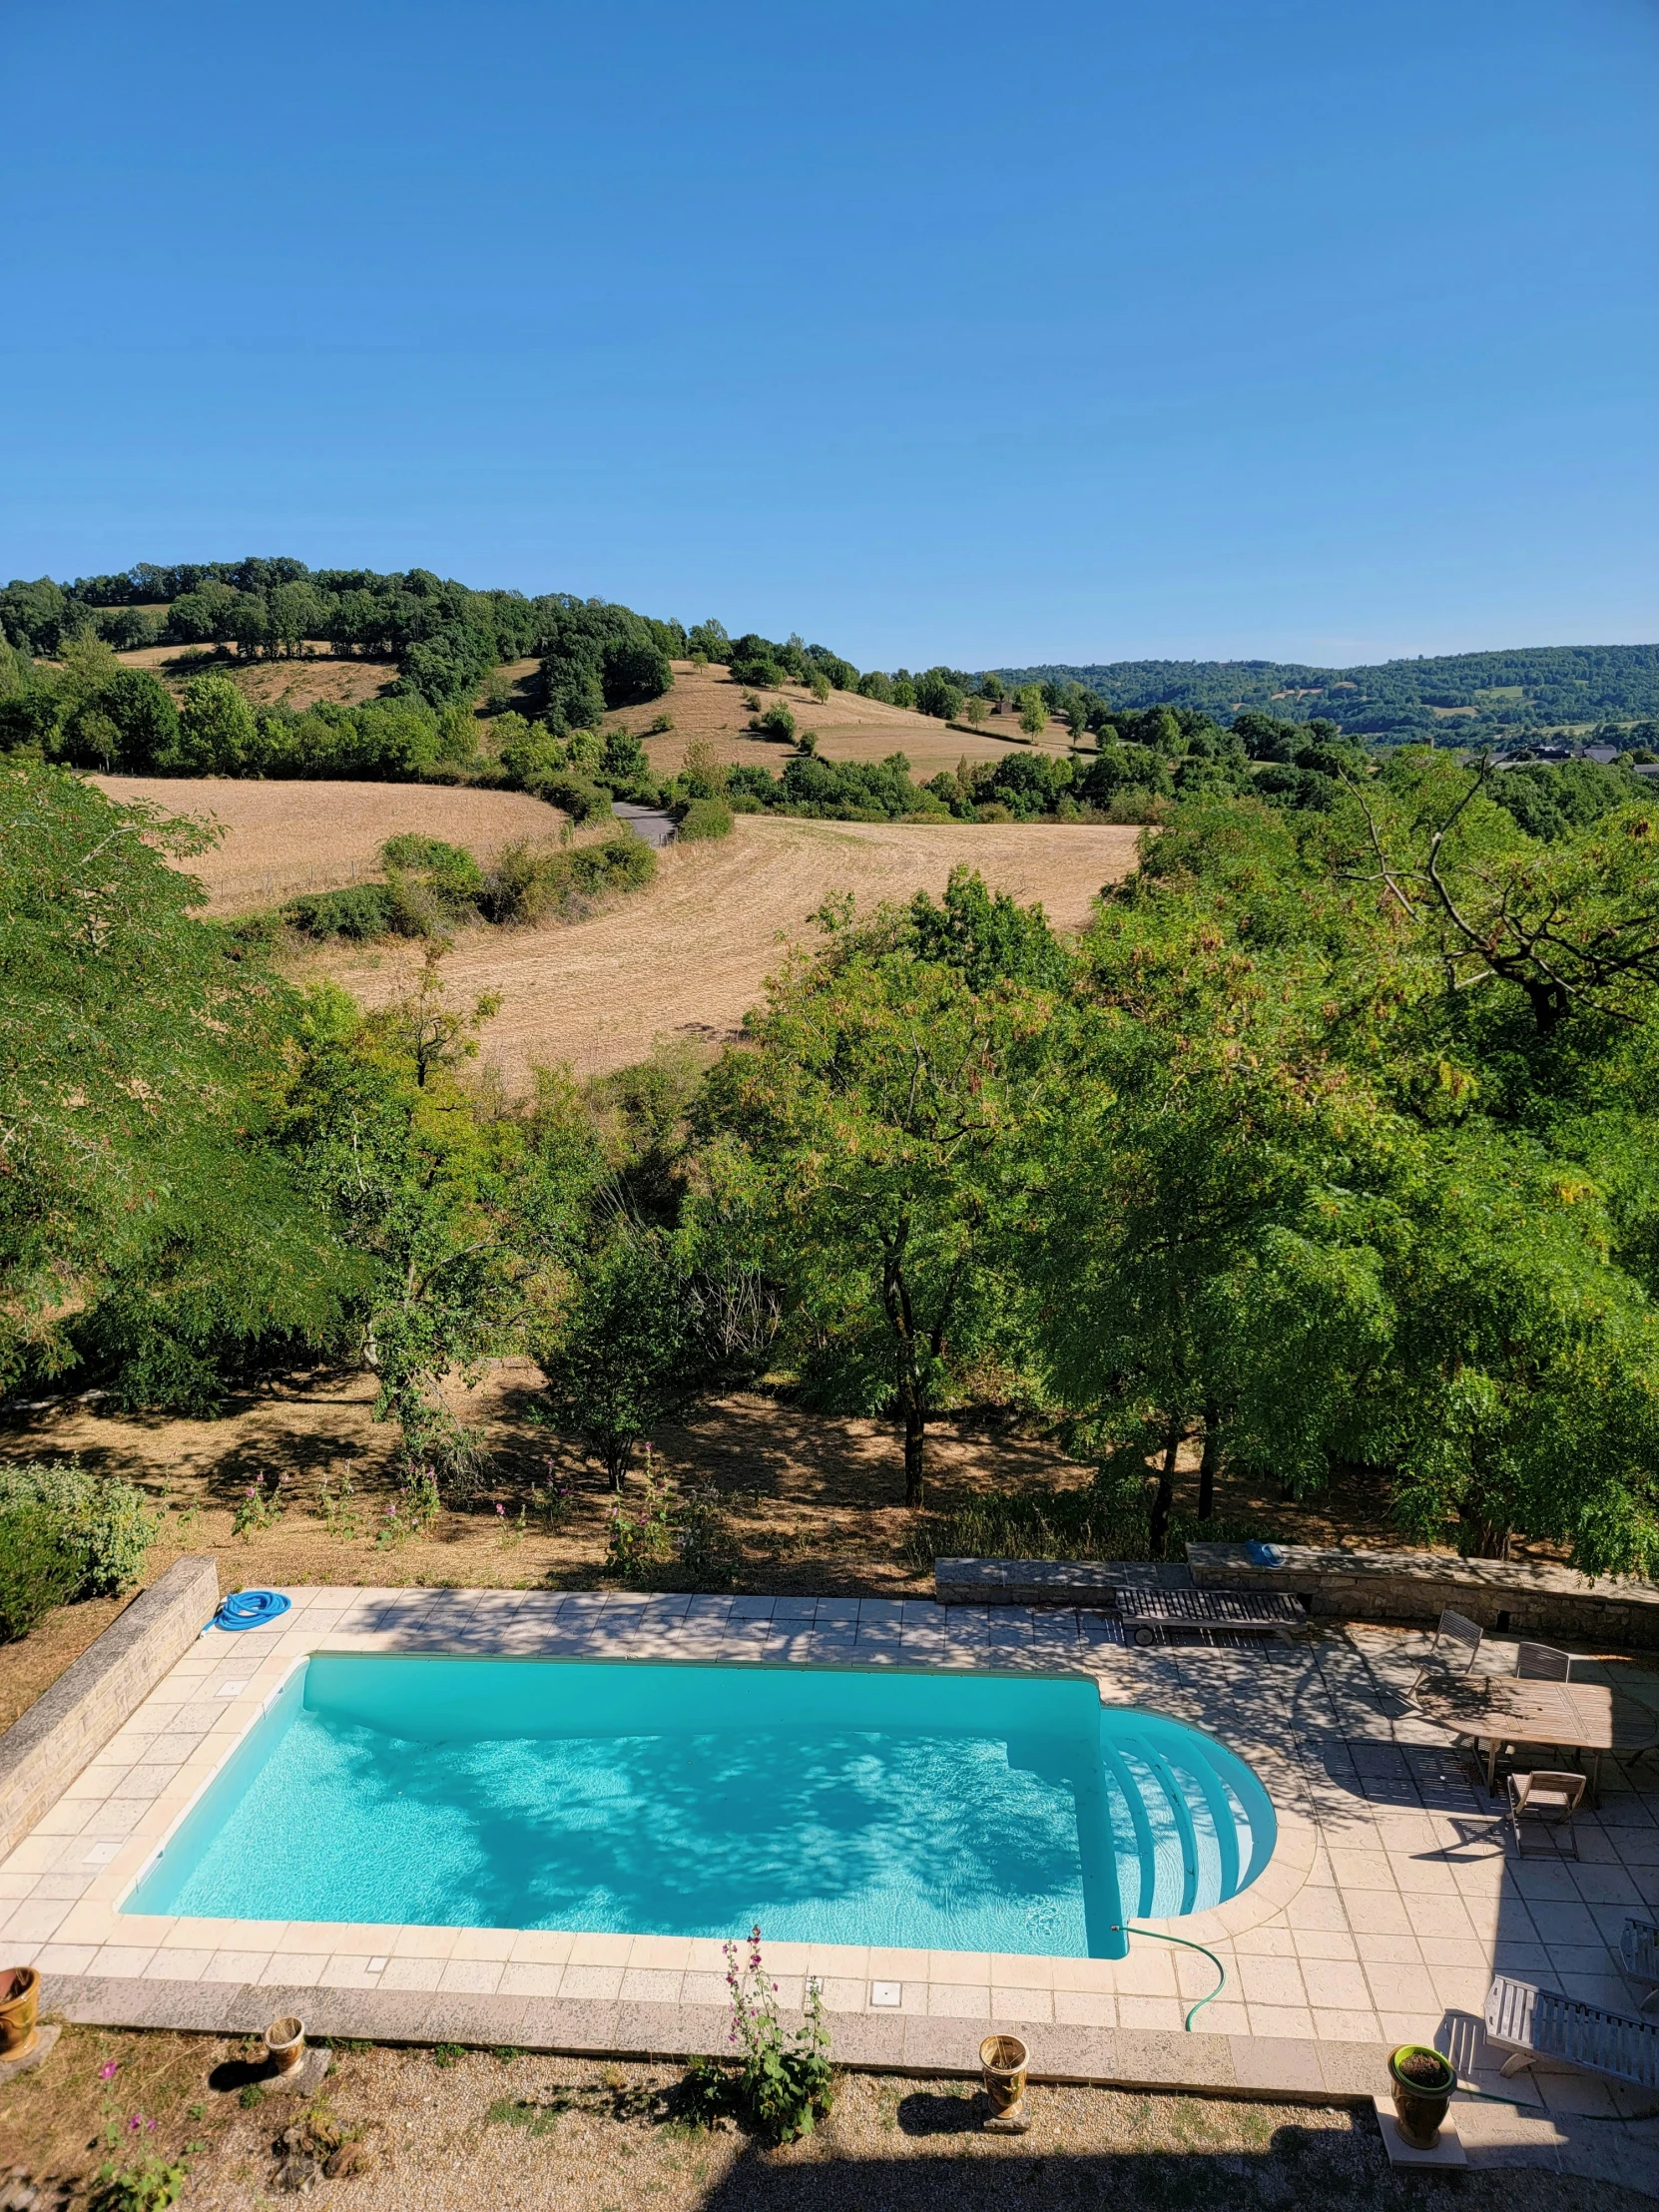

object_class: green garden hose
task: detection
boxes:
[1120,1924,1228,2031]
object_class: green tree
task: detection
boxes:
[0,763,343,1397]
[701,914,1050,1503]
[170,674,256,774]
[529,1223,704,1489]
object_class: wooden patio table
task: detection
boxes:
[1410,1674,1652,1802]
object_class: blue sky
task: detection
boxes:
[2,0,1654,669]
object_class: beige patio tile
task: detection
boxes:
[683,1971,729,2006]
[1394,1893,1474,1939]
[619,1967,685,2004]
[377,1956,445,1991]
[621,1934,691,1970]
[1052,1988,1116,2027]
[1189,2002,1251,2035]
[988,1986,1052,2022]
[1116,1995,1185,2031]
[868,1945,933,1981]
[87,1942,156,1976]
[1355,1930,1423,1965]
[568,1932,632,1967]
[1106,1945,1178,1996]
[1392,1854,1466,1897]
[1417,1936,1491,1970]
[319,1955,383,1988]
[1235,1955,1307,2008]
[1291,1929,1359,1961]
[436,1958,503,1994]
[1363,1960,1439,2011]
[377,1923,453,1958]
[1379,2008,1441,2044]
[1233,1923,1298,1958]
[1050,1954,1115,1992]
[145,1947,216,1980]
[1297,1958,1372,2009]
[558,1964,624,2001]
[1428,1965,1493,2010]
[1339,1889,1415,1935]
[1245,2002,1316,2038]
[33,1943,99,1974]
[928,1949,993,1985]
[1311,2006,1382,2042]
[449,1927,515,1962]
[1285,1887,1350,1933]
[508,1930,574,1965]
[206,1948,272,1981]
[816,1977,868,2013]
[259,1953,328,1985]
[927,1982,993,2018]
[498,1962,564,1998]
[1326,1850,1396,1891]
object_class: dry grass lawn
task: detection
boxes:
[91,776,569,912]
[0,2028,1630,2212]
[312,813,1141,1083]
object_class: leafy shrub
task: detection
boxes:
[675,798,733,841]
[727,765,782,813]
[90,2156,188,2212]
[282,884,394,940]
[0,1501,81,1639]
[527,773,612,824]
[732,657,787,690]
[751,702,797,744]
[478,831,656,924]
[0,1460,159,1595]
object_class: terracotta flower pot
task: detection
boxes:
[1387,2043,1454,2148]
[266,2016,305,2074]
[979,2033,1029,2116]
[0,1966,41,2061]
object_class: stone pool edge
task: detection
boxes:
[40,1966,1392,2104]
[7,1584,1320,2045]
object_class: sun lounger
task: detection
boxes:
[1484,1973,1659,2091]
[1620,1915,1659,2010]
[1115,1586,1305,1646]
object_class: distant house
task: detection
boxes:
[1583,744,1621,766]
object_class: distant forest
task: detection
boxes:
[998,645,1659,743]
[4,558,1656,755]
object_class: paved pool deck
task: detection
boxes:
[4,1584,1659,2181]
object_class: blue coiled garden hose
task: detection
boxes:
[1121,1924,1228,2031]
[211,1588,291,1631]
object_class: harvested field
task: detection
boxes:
[608,661,1078,781]
[109,639,399,710]
[314,814,1142,1082]
[91,775,567,912]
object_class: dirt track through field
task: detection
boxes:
[92,776,567,911]
[319,814,1141,1082]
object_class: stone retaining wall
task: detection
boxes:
[0,1554,220,1861]
[1187,1541,1659,1650]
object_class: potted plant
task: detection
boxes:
[0,1965,40,2060]
[1387,2043,1455,2147]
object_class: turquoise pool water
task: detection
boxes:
[126,1658,1274,1958]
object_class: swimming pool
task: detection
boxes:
[125,1657,1275,1959]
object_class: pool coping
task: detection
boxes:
[42,1967,1393,2104]
[10,1585,1321,2049]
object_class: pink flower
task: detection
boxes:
[495,1503,505,1517]
[99,2061,120,2080]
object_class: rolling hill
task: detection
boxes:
[998,643,1659,744]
